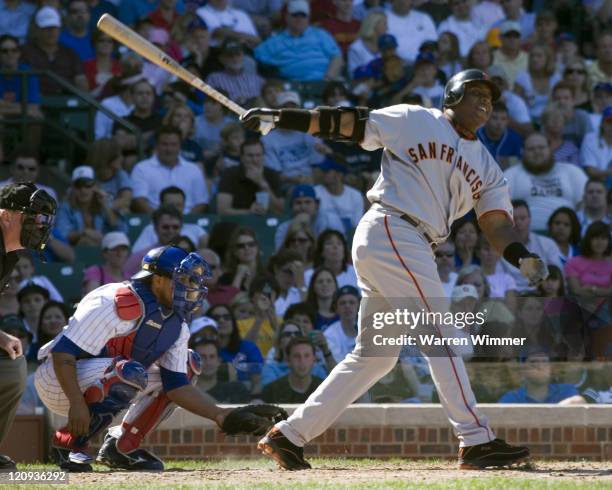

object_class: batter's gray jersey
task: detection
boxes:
[362,105,513,241]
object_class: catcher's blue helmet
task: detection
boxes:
[131,245,189,280]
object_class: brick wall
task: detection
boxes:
[51,405,611,462]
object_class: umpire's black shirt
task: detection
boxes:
[0,228,19,291]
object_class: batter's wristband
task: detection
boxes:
[277,109,312,132]
[503,242,531,268]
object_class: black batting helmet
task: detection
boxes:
[443,69,501,108]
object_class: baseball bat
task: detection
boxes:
[96,14,246,116]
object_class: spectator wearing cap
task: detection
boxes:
[55,165,122,247]
[588,31,612,86]
[391,52,444,107]
[131,125,209,214]
[59,0,94,61]
[196,0,260,49]
[205,40,265,106]
[323,285,359,364]
[385,0,436,63]
[0,34,43,124]
[551,81,593,146]
[217,138,284,216]
[540,103,580,167]
[192,339,251,403]
[16,282,49,341]
[198,248,240,307]
[314,157,364,232]
[133,187,207,254]
[498,350,578,403]
[505,134,588,231]
[347,11,386,78]
[262,336,323,403]
[0,146,56,203]
[491,0,535,42]
[577,179,610,229]
[85,139,132,215]
[487,65,533,137]
[14,252,63,302]
[437,0,486,58]
[82,231,131,294]
[118,0,185,28]
[113,78,162,157]
[590,82,612,130]
[492,20,527,88]
[580,105,612,183]
[261,90,327,186]
[94,71,138,140]
[319,0,361,59]
[254,0,343,81]
[21,6,88,95]
[269,249,306,317]
[274,184,345,250]
[476,102,523,170]
[0,0,35,44]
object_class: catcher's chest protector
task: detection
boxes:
[104,282,182,368]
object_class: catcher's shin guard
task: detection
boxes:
[117,350,201,453]
[54,358,148,452]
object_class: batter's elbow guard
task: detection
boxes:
[314,106,370,143]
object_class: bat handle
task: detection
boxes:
[259,121,275,135]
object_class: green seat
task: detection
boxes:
[184,214,218,236]
[125,214,151,244]
[36,262,84,305]
[74,246,102,268]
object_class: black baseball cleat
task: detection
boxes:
[458,438,530,470]
[0,454,17,472]
[51,447,93,473]
[97,434,164,471]
[258,427,311,471]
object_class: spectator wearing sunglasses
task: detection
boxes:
[219,227,265,292]
[0,146,56,203]
[54,166,123,248]
[261,321,328,386]
[435,240,458,297]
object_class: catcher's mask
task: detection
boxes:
[172,252,211,322]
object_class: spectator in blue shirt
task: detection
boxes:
[0,34,42,119]
[59,0,95,61]
[477,101,523,170]
[119,0,185,28]
[498,349,579,403]
[0,0,35,44]
[254,0,343,81]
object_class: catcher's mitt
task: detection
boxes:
[221,404,288,436]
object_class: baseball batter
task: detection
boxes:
[34,245,285,472]
[241,69,548,470]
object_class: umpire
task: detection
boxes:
[0,182,56,470]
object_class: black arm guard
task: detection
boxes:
[314,106,370,143]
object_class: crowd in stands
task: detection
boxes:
[0,0,611,411]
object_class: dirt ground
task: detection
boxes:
[72,460,612,487]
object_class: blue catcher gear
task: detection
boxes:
[172,253,211,322]
[131,245,189,280]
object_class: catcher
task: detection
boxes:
[34,245,286,472]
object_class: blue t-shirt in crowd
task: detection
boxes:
[59,30,95,61]
[0,63,40,104]
[220,339,263,381]
[498,383,578,403]
[477,127,523,164]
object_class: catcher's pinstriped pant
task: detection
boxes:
[34,357,173,438]
[276,205,495,448]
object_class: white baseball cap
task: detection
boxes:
[287,0,310,16]
[71,165,95,182]
[277,90,301,107]
[451,284,479,302]
[102,231,130,250]
[189,315,218,336]
[35,6,61,29]
[500,20,521,36]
